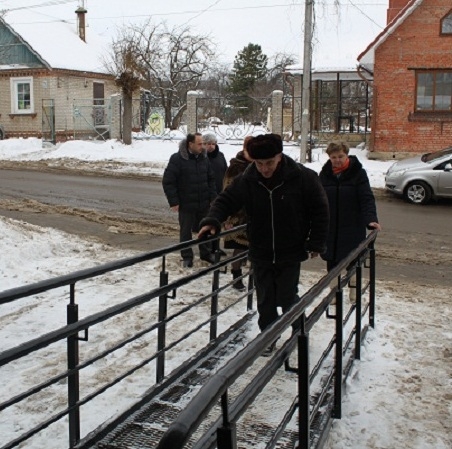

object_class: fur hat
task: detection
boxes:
[202,132,217,143]
[247,133,283,159]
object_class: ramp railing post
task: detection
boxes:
[297,312,310,448]
[157,256,169,383]
[354,264,363,360]
[210,239,220,341]
[369,241,376,328]
[217,391,237,449]
[67,283,80,447]
[333,287,343,419]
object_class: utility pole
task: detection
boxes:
[300,0,313,163]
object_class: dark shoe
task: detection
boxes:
[182,259,193,268]
[231,269,246,291]
[218,249,227,257]
[200,254,216,264]
[261,341,277,357]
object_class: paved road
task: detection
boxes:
[1,168,451,286]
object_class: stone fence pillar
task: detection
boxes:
[271,90,283,137]
[109,94,121,141]
[186,91,199,134]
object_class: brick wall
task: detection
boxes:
[387,0,412,24]
[372,0,452,155]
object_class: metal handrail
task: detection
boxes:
[0,225,246,305]
[156,231,378,449]
[0,226,251,449]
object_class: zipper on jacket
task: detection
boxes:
[259,181,284,263]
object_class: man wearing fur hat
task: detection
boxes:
[198,133,329,353]
[163,132,217,267]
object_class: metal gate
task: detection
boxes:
[72,98,112,141]
[42,99,55,144]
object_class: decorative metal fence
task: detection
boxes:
[196,96,271,141]
[131,96,187,140]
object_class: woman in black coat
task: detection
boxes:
[319,142,381,273]
[202,133,228,195]
[222,136,253,290]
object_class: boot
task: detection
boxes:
[231,269,246,291]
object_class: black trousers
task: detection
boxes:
[179,209,212,260]
[252,259,301,331]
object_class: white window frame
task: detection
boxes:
[10,77,34,114]
[441,11,452,35]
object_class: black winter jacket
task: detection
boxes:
[200,154,330,264]
[162,139,217,212]
[319,155,378,263]
[208,145,228,194]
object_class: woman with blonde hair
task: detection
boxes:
[319,142,381,300]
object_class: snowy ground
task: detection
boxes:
[0,136,451,448]
[0,133,392,189]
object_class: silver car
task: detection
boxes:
[385,147,452,204]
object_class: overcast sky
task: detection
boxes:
[0,0,388,67]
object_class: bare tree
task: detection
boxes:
[130,21,217,129]
[268,52,298,94]
[105,30,143,144]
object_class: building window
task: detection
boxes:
[10,77,34,114]
[441,11,452,34]
[416,71,452,112]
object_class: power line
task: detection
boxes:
[84,3,305,22]
[1,0,77,12]
[348,0,384,29]
[185,0,223,25]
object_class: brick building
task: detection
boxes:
[0,7,118,142]
[358,0,452,159]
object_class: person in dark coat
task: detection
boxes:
[198,134,329,353]
[202,133,228,195]
[222,135,253,291]
[162,133,217,267]
[319,142,381,300]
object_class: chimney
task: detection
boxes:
[387,0,411,24]
[75,6,88,42]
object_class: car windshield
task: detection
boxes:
[422,147,452,162]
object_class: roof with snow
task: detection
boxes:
[284,64,362,81]
[0,9,110,74]
[358,0,422,71]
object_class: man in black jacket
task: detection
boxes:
[198,134,329,351]
[162,133,217,267]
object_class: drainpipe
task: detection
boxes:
[357,65,376,152]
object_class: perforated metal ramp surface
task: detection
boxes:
[79,313,334,449]
[81,315,254,449]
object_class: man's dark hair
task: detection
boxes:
[186,132,202,144]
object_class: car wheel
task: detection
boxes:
[404,181,432,205]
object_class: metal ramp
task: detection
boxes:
[79,312,332,449]
[76,313,256,448]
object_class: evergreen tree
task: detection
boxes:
[227,43,268,121]
[228,43,268,96]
